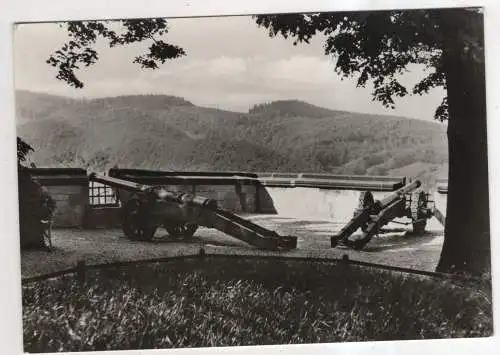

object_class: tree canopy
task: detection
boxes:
[17,136,33,164]
[43,10,483,121]
[17,18,186,161]
[46,19,186,89]
[255,8,482,122]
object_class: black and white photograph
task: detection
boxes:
[3,1,497,353]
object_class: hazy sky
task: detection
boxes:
[13,15,446,120]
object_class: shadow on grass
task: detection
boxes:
[359,231,442,253]
[22,256,493,353]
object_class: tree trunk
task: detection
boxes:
[436,12,490,276]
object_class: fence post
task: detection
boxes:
[339,254,350,273]
[76,260,86,286]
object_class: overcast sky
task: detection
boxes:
[13,15,446,121]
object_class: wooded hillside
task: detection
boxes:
[16,91,448,187]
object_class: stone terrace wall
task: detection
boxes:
[435,179,448,215]
[21,168,412,229]
[28,168,89,228]
[108,169,406,215]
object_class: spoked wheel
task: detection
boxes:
[120,198,157,241]
[356,191,374,232]
[410,191,428,235]
[164,221,198,239]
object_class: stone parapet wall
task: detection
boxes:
[27,168,88,228]
[436,179,448,194]
[108,169,407,215]
[21,167,432,230]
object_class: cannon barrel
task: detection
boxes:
[331,179,423,249]
[89,172,219,207]
[89,173,180,203]
[89,172,180,201]
[89,172,149,193]
[377,180,421,209]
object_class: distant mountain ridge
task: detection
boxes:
[16,90,448,187]
[249,100,349,118]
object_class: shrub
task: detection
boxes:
[18,165,56,249]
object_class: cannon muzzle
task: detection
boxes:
[88,172,148,193]
[180,193,219,209]
[377,180,421,209]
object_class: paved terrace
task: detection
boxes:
[21,214,444,279]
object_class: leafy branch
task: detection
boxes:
[46,19,186,88]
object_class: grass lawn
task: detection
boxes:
[22,257,493,352]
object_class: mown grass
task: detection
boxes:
[22,257,493,352]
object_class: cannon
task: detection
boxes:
[88,173,297,251]
[331,180,434,250]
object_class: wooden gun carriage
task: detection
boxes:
[88,173,297,251]
[331,180,435,250]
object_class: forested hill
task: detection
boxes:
[16,90,448,187]
[249,100,348,118]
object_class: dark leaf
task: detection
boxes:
[434,97,449,121]
[47,19,185,88]
[17,137,34,162]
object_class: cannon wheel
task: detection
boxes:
[164,221,198,239]
[410,191,428,235]
[120,198,157,241]
[356,191,374,233]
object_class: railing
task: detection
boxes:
[21,250,484,285]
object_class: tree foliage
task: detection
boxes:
[46,19,186,89]
[19,19,185,163]
[45,11,485,120]
[254,8,482,122]
[17,136,34,163]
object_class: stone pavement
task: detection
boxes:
[21,214,444,278]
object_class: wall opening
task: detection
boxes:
[89,180,119,207]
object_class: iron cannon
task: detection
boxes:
[331,179,434,250]
[88,173,297,251]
